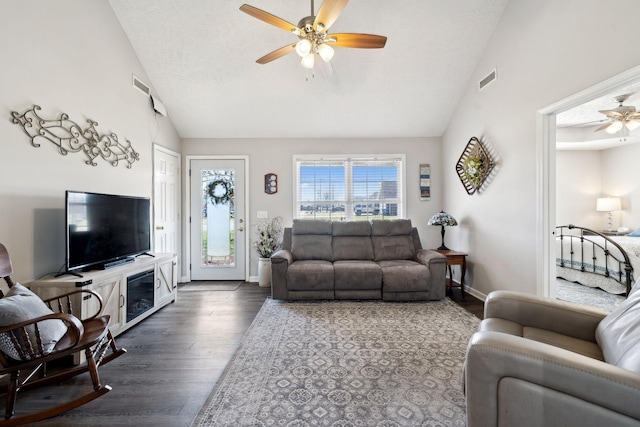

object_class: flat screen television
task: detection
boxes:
[65,191,151,272]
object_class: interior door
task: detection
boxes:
[153,145,180,256]
[190,159,246,280]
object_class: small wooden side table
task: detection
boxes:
[433,249,468,298]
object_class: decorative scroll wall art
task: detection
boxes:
[11,105,139,168]
[456,137,495,195]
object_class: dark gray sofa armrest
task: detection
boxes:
[270,249,292,299]
[484,291,607,342]
[415,249,446,300]
[465,331,640,427]
[415,248,446,266]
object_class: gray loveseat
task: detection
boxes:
[270,219,447,301]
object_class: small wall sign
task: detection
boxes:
[265,173,277,194]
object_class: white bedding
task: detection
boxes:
[556,234,640,295]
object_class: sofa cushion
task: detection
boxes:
[292,219,333,235]
[371,220,415,261]
[333,221,371,237]
[286,260,334,291]
[480,318,604,360]
[378,260,430,292]
[596,284,640,372]
[334,260,382,290]
[0,284,68,360]
[371,219,413,236]
[372,235,415,261]
[291,220,333,261]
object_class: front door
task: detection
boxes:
[189,159,246,280]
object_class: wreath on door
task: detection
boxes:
[206,179,233,205]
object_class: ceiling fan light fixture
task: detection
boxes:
[317,43,334,62]
[625,119,640,131]
[301,52,315,69]
[295,39,312,57]
[605,120,624,134]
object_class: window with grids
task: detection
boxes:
[294,155,405,221]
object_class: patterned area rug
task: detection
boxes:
[191,298,480,427]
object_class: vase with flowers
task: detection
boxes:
[253,217,283,287]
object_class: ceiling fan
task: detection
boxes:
[239,0,387,71]
[595,93,640,134]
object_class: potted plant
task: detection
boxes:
[252,217,283,287]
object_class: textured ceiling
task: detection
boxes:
[108,0,509,139]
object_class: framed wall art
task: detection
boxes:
[420,164,431,201]
[264,173,277,194]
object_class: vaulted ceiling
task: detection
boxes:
[108,0,510,139]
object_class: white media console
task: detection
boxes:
[29,253,177,339]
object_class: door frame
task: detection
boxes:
[184,155,250,282]
[153,144,181,278]
[536,65,640,298]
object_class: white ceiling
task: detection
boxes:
[108,0,509,139]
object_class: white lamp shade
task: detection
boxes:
[596,197,621,212]
[301,52,315,69]
[626,120,640,131]
[295,39,312,57]
[317,43,334,62]
[605,121,624,134]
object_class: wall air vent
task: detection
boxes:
[479,68,497,91]
[132,75,150,96]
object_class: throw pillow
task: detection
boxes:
[0,284,68,360]
[596,286,640,373]
[627,228,640,237]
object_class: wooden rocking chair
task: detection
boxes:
[0,243,126,425]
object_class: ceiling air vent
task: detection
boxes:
[479,68,497,91]
[132,75,150,96]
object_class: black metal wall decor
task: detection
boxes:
[11,105,140,168]
[456,136,494,195]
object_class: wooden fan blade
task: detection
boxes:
[328,33,387,48]
[598,109,623,118]
[240,4,299,33]
[314,0,349,32]
[594,121,613,132]
[256,43,296,64]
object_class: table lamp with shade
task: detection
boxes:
[428,211,458,250]
[596,197,621,232]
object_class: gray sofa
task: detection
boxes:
[464,290,640,427]
[270,219,447,301]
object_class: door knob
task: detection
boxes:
[156,226,164,230]
[239,219,244,223]
[238,227,244,232]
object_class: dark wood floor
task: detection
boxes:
[18,283,482,427]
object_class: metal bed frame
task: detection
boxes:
[556,224,633,296]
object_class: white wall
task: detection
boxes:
[182,138,442,278]
[556,145,640,233]
[556,150,602,229]
[603,143,640,231]
[442,0,640,298]
[0,1,181,283]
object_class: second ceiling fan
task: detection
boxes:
[239,0,387,70]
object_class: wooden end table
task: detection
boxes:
[433,249,468,298]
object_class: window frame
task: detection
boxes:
[293,154,407,221]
